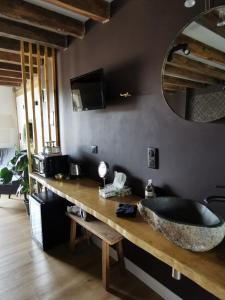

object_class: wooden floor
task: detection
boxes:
[0,196,162,300]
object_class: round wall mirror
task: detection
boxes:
[162,6,225,123]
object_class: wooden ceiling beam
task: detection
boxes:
[0,17,68,49]
[176,34,225,66]
[0,81,21,87]
[168,54,225,81]
[163,83,186,92]
[0,76,21,83]
[44,0,110,23]
[0,50,37,66]
[0,36,52,57]
[164,64,222,85]
[196,10,225,40]
[0,0,84,39]
[163,75,207,89]
[0,69,23,79]
[0,62,36,74]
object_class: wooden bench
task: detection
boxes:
[66,212,124,290]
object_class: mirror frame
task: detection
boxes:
[161,5,225,123]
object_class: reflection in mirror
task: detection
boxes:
[162,7,225,123]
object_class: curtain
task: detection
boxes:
[0,148,15,169]
[0,114,18,148]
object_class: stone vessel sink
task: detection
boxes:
[137,197,225,252]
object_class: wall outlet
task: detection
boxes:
[91,145,98,154]
[148,147,158,169]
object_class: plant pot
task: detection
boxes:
[24,194,30,216]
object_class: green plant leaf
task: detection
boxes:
[0,168,13,184]
[7,151,29,195]
[17,180,29,195]
[10,151,23,166]
[15,154,28,172]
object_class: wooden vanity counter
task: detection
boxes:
[30,173,225,299]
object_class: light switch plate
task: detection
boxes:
[148,147,158,169]
[91,145,98,154]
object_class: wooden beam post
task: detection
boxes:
[45,0,110,23]
[29,42,38,154]
[44,46,51,143]
[20,41,32,190]
[0,17,68,49]
[51,48,60,146]
[37,45,45,149]
[0,0,85,38]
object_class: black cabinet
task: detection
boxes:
[29,191,69,251]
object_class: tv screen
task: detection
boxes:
[70,69,105,112]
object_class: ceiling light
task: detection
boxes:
[184,0,196,8]
[183,47,191,55]
[217,11,225,27]
[168,44,190,61]
[217,20,225,27]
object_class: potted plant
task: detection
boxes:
[0,150,30,214]
[0,167,13,184]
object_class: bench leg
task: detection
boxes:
[102,240,110,290]
[85,229,92,245]
[69,220,77,252]
[116,240,125,270]
[37,183,42,193]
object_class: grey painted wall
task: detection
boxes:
[57,1,225,298]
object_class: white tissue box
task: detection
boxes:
[99,185,132,199]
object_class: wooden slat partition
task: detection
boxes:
[20,42,61,188]
[51,48,60,146]
[20,41,32,189]
[0,36,53,57]
[44,46,51,142]
[37,44,44,148]
[29,42,37,153]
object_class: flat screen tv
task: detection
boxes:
[70,68,105,112]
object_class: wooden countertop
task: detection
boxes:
[30,173,225,299]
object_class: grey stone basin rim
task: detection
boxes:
[140,197,224,228]
[138,198,225,252]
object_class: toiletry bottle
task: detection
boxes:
[145,179,155,199]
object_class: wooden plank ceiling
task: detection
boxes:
[0,0,113,87]
[162,8,225,93]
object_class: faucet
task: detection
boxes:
[203,185,225,205]
[204,196,225,205]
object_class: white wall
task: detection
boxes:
[0,86,19,149]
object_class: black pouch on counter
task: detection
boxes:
[116,203,137,218]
